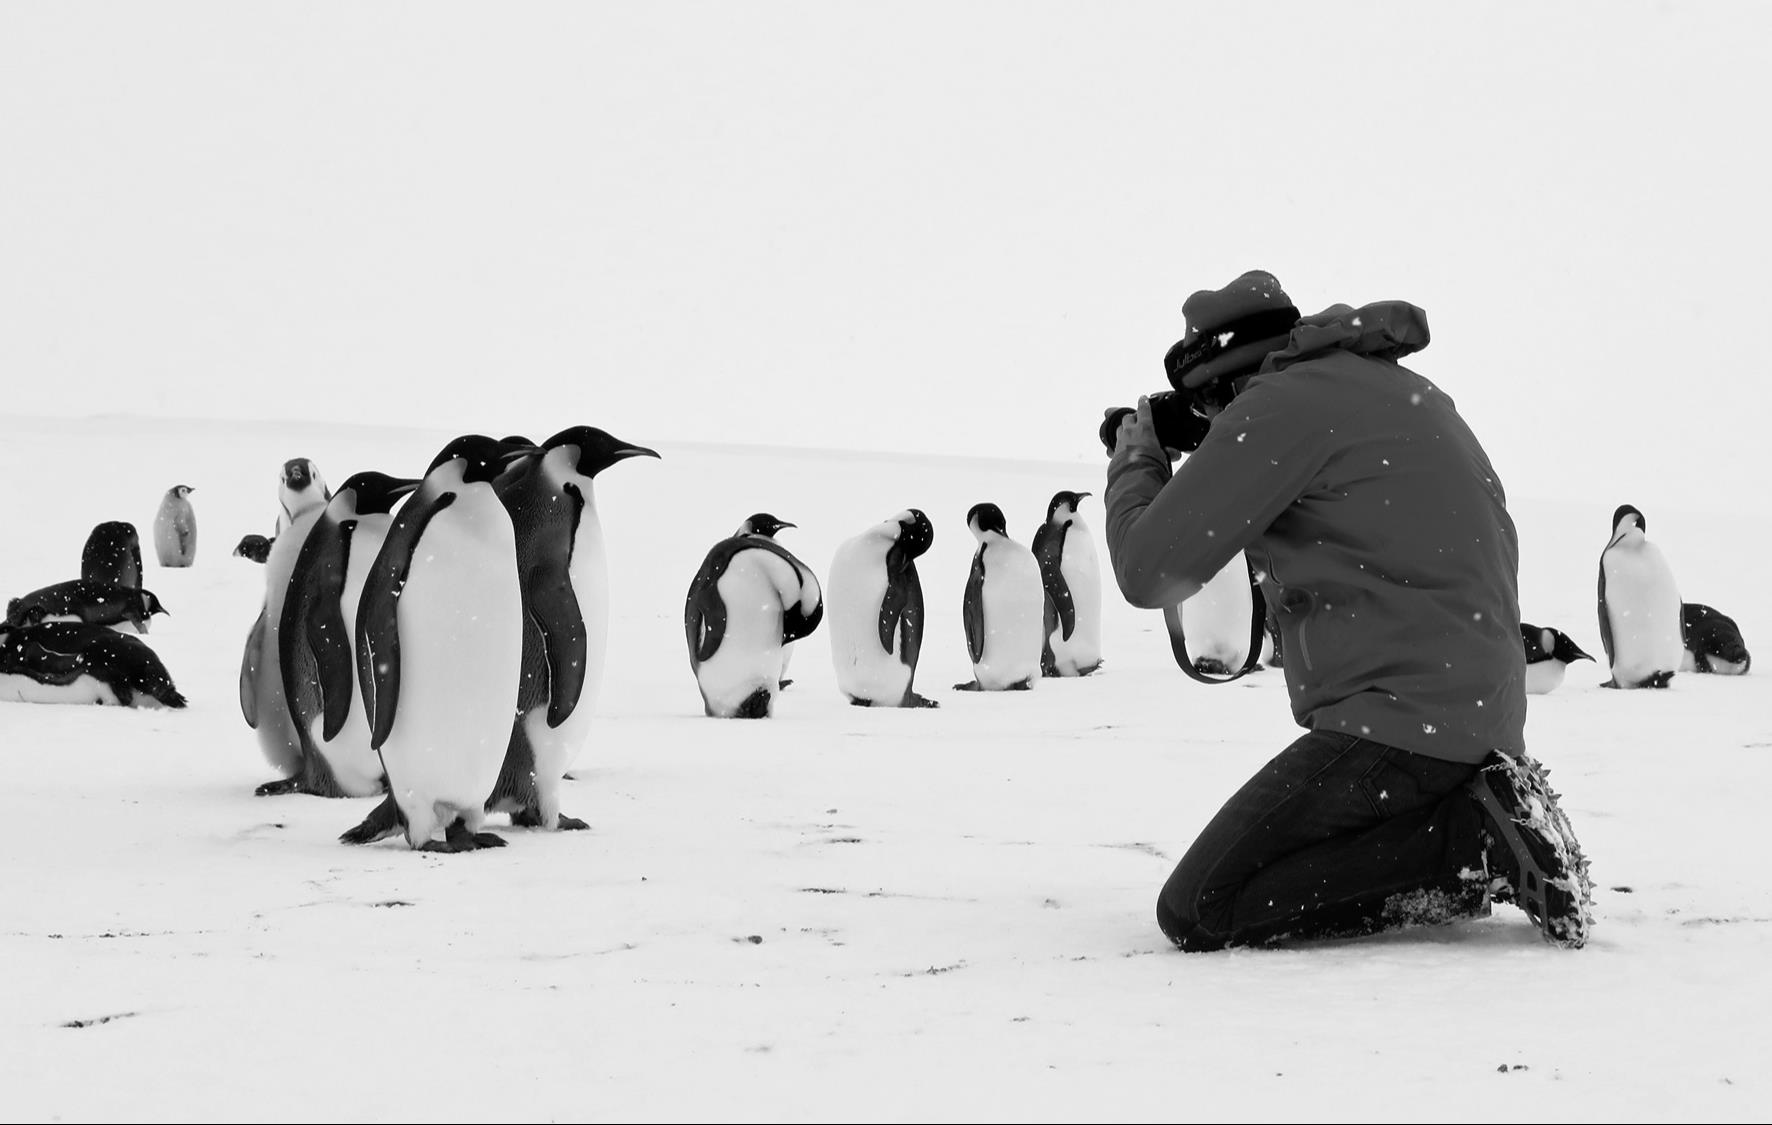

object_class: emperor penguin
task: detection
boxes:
[827,508,938,708]
[1032,490,1103,677]
[81,521,143,589]
[1598,503,1684,689]
[353,435,533,852]
[685,513,824,718]
[240,464,338,796]
[736,512,816,690]
[1520,622,1595,695]
[1681,602,1752,675]
[233,535,273,564]
[153,485,197,567]
[481,426,660,831]
[955,502,1043,692]
[1183,552,1269,675]
[7,580,168,635]
[0,621,186,708]
[276,458,331,535]
[276,471,421,802]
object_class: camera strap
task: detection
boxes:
[1159,555,1269,684]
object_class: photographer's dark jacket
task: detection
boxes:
[1104,300,1525,765]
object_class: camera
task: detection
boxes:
[1099,389,1213,456]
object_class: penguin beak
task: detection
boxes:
[615,444,662,461]
[778,521,797,530]
[391,479,421,497]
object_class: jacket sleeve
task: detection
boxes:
[1103,378,1334,610]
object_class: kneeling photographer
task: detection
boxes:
[1102,269,1593,951]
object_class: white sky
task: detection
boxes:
[4,2,1768,513]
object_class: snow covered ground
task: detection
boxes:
[2,413,1767,1123]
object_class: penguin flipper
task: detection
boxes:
[1034,522,1077,641]
[533,564,588,729]
[685,565,729,665]
[963,549,986,666]
[358,491,456,750]
[281,516,358,742]
[240,608,266,728]
[769,544,823,645]
[1596,560,1617,668]
[339,795,405,845]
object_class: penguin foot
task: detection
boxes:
[1646,671,1675,689]
[557,814,590,831]
[339,796,403,845]
[952,680,981,692]
[902,691,940,709]
[422,820,507,852]
[1007,678,1033,691]
[255,776,306,797]
[1077,662,1104,677]
[778,678,795,691]
[848,697,874,707]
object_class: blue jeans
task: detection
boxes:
[1157,731,1490,950]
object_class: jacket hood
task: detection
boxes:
[1264,300,1431,372]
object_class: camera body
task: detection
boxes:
[1099,388,1214,455]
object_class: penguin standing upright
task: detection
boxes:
[1182,553,1268,675]
[1520,622,1595,695]
[1597,503,1684,689]
[81,522,143,589]
[153,486,197,567]
[0,621,186,708]
[685,513,823,718]
[955,502,1044,692]
[480,426,660,831]
[240,467,337,796]
[354,436,532,852]
[827,508,938,708]
[1681,602,1752,675]
[1032,490,1103,678]
[276,472,420,801]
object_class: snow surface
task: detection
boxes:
[3,414,1769,1123]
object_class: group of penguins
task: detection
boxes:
[0,425,1755,853]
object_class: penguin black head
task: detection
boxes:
[336,471,421,516]
[735,512,795,538]
[138,590,169,619]
[1611,503,1645,537]
[282,458,319,492]
[233,534,272,563]
[541,426,662,478]
[1550,629,1595,665]
[894,509,934,559]
[967,502,1008,538]
[168,485,194,499]
[1046,490,1092,523]
[429,434,535,483]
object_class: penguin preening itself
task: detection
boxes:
[1033,490,1103,678]
[0,621,186,708]
[827,508,938,708]
[153,485,197,567]
[1520,623,1595,695]
[272,471,421,801]
[956,502,1043,692]
[240,460,337,796]
[685,512,824,718]
[81,521,143,589]
[6,580,169,634]
[1682,602,1751,675]
[351,435,533,852]
[1597,503,1683,689]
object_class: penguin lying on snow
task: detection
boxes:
[1520,623,1594,695]
[81,521,143,588]
[956,502,1043,692]
[828,508,937,708]
[685,512,824,718]
[7,579,169,634]
[0,621,186,708]
[1597,503,1683,689]
[1033,490,1103,678]
[1682,603,1751,675]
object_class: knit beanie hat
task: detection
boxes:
[1164,270,1302,390]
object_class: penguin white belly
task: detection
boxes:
[305,519,393,798]
[696,551,793,715]
[975,548,1043,689]
[1523,660,1568,696]
[249,511,322,776]
[1183,552,1255,669]
[1603,545,1683,686]
[379,512,523,833]
[0,674,123,706]
[828,542,909,703]
[1047,544,1103,675]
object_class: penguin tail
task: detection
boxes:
[733,687,773,719]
